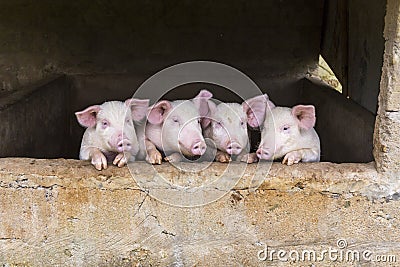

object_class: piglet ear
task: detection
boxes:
[192,89,213,117]
[147,100,172,125]
[292,105,316,130]
[75,105,101,128]
[200,100,217,128]
[125,98,150,121]
[243,94,275,128]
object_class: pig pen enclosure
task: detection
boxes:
[1,1,400,266]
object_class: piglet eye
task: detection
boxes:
[198,119,201,124]
[172,117,179,123]
[283,126,290,131]
[240,121,245,126]
[101,120,109,129]
[126,118,131,124]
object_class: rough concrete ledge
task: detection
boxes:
[0,158,378,193]
[1,158,399,267]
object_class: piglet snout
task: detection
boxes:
[110,133,132,153]
[191,140,207,155]
[117,139,132,153]
[226,141,242,155]
[256,147,272,160]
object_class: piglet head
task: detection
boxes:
[256,105,316,160]
[75,98,149,155]
[147,90,213,157]
[205,102,248,155]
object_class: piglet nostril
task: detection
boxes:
[257,147,271,160]
[116,140,132,152]
[226,142,242,155]
[191,141,206,156]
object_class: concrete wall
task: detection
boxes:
[0,0,324,93]
[1,159,399,266]
[374,0,400,175]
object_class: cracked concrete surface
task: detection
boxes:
[0,158,399,266]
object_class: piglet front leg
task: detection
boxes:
[89,148,108,170]
[215,150,231,163]
[282,148,320,165]
[113,153,135,167]
[145,139,163,165]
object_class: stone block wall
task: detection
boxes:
[374,0,400,176]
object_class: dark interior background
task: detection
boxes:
[0,0,386,163]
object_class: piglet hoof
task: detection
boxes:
[240,153,259,164]
[164,153,183,163]
[282,151,302,166]
[146,150,162,165]
[215,151,231,163]
[113,153,127,167]
[91,152,107,170]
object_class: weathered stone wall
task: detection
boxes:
[1,158,399,266]
[374,0,400,175]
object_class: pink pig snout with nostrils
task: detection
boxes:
[109,132,132,153]
[190,139,207,155]
[177,121,207,156]
[256,146,273,160]
[225,141,242,155]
